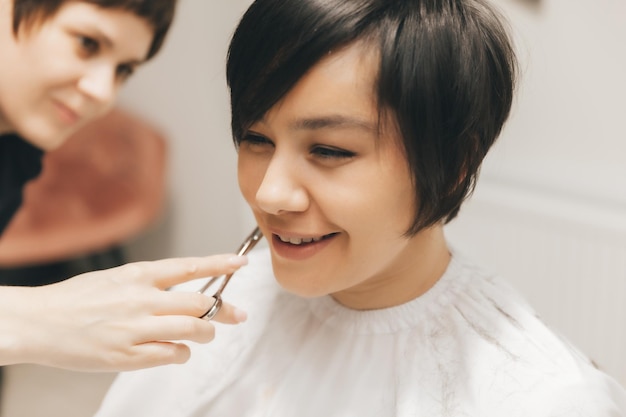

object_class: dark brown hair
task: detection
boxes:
[227,0,518,235]
[12,0,177,59]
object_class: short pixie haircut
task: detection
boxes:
[12,0,177,59]
[227,0,517,235]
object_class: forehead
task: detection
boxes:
[20,1,153,33]
[31,2,153,59]
[264,42,381,124]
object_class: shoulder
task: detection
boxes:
[521,372,626,417]
[0,134,45,235]
[442,253,626,415]
[0,134,44,167]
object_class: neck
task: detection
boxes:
[331,225,451,310]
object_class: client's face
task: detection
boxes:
[238,43,438,309]
[0,2,152,149]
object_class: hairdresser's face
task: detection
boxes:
[0,2,152,150]
[239,44,445,309]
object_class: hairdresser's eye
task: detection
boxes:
[239,133,274,152]
[311,146,356,160]
[77,35,99,56]
[116,64,135,81]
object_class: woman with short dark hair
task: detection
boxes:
[0,0,248,373]
[96,0,626,415]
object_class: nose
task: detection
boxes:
[255,154,309,215]
[77,64,117,104]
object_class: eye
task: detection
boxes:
[77,35,99,56]
[239,133,274,150]
[116,64,135,81]
[311,145,355,160]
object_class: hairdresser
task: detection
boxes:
[0,0,248,374]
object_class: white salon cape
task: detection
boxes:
[96,248,626,417]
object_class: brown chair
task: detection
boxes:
[0,108,167,286]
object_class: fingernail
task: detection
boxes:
[228,255,248,267]
[234,308,248,323]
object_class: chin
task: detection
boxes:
[23,127,74,151]
[273,271,330,299]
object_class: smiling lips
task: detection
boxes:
[276,232,336,245]
[271,232,338,260]
[277,235,323,245]
[53,100,80,125]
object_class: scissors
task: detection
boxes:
[198,227,263,320]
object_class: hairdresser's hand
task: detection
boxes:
[0,254,248,371]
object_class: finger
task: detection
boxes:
[122,342,192,371]
[117,254,248,289]
[211,300,248,324]
[134,315,217,345]
[151,291,214,317]
[158,292,248,324]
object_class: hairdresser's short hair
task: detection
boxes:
[12,0,177,59]
[227,0,517,235]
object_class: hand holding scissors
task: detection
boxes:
[198,227,263,320]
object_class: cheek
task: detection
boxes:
[328,168,408,225]
[237,153,264,204]
[346,178,415,239]
[26,32,76,82]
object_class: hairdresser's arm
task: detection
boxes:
[0,254,248,371]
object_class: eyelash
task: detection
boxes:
[78,35,99,55]
[116,64,135,79]
[240,133,356,160]
[240,133,271,147]
[311,146,355,159]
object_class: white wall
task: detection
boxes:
[118,0,626,382]
[118,0,255,261]
[481,0,626,204]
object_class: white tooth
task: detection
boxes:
[278,234,325,245]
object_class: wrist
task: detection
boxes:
[0,285,41,366]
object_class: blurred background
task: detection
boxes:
[1,0,624,415]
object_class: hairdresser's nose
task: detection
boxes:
[255,154,309,215]
[77,65,117,105]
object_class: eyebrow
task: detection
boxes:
[78,24,114,49]
[85,26,147,64]
[288,115,378,132]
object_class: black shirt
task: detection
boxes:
[0,134,44,236]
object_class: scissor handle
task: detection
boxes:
[200,295,223,320]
